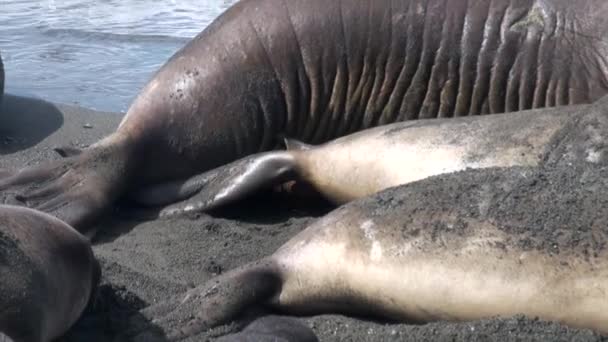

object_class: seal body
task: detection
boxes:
[137,163,608,340]
[117,0,608,177]
[3,0,608,233]
[0,205,100,342]
[289,109,570,203]
[138,103,586,217]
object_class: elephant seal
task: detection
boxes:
[132,162,608,340]
[134,101,587,217]
[2,0,608,235]
[0,205,100,342]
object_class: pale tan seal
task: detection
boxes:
[0,205,100,342]
[130,162,608,340]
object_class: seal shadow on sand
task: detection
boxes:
[59,283,168,342]
[60,273,307,342]
[97,191,334,245]
[69,193,336,339]
[0,94,64,155]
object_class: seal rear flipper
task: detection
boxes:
[132,151,299,218]
[135,260,283,341]
[283,138,314,151]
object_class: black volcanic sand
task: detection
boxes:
[1,95,606,341]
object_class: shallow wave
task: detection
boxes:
[3,0,238,112]
[42,28,192,44]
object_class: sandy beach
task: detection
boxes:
[1,94,605,341]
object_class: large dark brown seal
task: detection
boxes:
[130,160,608,340]
[0,205,100,342]
[2,0,608,235]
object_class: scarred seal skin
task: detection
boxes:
[2,0,608,235]
[0,205,100,342]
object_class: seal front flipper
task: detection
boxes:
[133,260,283,340]
[131,151,300,218]
[0,134,136,235]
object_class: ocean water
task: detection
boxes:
[0,0,238,112]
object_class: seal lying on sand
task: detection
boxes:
[0,205,100,342]
[135,102,587,217]
[2,0,608,235]
[132,162,608,340]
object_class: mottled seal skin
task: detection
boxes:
[133,160,608,340]
[0,205,100,342]
[136,102,586,217]
[3,0,608,235]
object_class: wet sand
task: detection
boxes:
[1,95,605,341]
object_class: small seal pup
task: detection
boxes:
[0,205,100,342]
[2,0,608,235]
[131,163,608,340]
[132,102,583,217]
